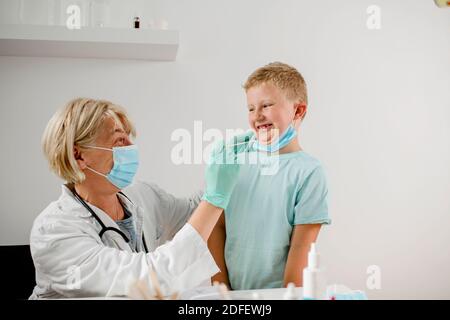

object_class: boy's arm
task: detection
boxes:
[283,224,322,287]
[207,212,230,287]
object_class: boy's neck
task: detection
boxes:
[278,138,302,154]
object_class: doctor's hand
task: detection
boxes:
[202,131,254,210]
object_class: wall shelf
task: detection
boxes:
[0,24,179,61]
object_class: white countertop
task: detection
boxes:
[179,286,304,300]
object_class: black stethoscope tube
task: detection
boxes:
[72,189,149,253]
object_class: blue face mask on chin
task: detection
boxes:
[253,123,297,153]
[85,144,139,190]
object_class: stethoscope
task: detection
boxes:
[72,189,149,253]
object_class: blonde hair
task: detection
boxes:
[243,62,308,105]
[42,98,136,183]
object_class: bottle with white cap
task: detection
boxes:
[302,243,326,300]
[283,282,298,300]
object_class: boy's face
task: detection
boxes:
[246,82,301,145]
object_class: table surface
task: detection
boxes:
[58,286,304,300]
[179,286,304,300]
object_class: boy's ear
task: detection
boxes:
[73,146,87,170]
[294,103,307,121]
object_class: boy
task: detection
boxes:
[208,62,331,290]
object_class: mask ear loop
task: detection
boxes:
[291,119,296,130]
[83,145,114,178]
[84,145,113,152]
[86,166,108,178]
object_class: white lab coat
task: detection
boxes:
[29,180,219,299]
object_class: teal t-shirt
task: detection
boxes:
[224,150,331,290]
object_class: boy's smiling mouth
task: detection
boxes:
[256,123,274,131]
[255,123,279,145]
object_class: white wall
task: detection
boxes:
[1,0,449,299]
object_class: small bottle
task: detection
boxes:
[303,243,326,300]
[252,292,261,300]
[133,16,140,29]
[283,282,298,300]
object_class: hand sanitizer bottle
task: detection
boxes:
[303,243,326,300]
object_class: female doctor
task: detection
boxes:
[30,98,251,299]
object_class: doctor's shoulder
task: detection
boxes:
[30,199,100,243]
[124,179,172,208]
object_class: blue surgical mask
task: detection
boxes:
[85,145,139,190]
[253,123,297,153]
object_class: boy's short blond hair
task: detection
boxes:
[243,62,308,105]
[42,98,136,184]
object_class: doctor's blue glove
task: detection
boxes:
[202,131,255,210]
